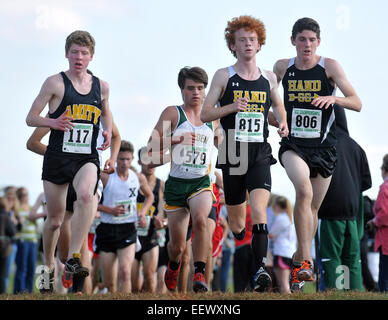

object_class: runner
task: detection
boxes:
[200,15,288,292]
[273,17,362,291]
[132,146,164,293]
[25,30,113,292]
[95,140,153,293]
[145,66,222,292]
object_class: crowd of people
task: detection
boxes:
[0,15,387,296]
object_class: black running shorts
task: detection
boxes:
[222,162,272,206]
[95,222,137,253]
[42,152,100,186]
[278,140,337,178]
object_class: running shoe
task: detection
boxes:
[296,260,314,281]
[39,266,55,293]
[253,267,272,292]
[164,261,181,291]
[63,254,89,289]
[192,272,208,293]
[290,264,305,293]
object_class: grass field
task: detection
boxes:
[1,288,388,300]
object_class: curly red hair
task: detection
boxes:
[224,15,266,57]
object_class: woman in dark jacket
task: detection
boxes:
[0,196,17,294]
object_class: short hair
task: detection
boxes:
[382,154,388,172]
[225,15,266,58]
[291,17,321,40]
[65,30,96,56]
[178,67,208,89]
[119,140,134,154]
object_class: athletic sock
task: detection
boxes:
[169,260,180,271]
[232,228,246,241]
[194,261,206,275]
[251,224,268,270]
[71,273,85,293]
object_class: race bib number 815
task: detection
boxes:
[234,112,264,142]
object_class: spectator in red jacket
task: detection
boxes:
[367,154,388,292]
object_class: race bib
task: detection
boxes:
[112,199,134,223]
[180,145,209,175]
[62,123,93,154]
[234,112,264,142]
[291,108,321,138]
[136,215,151,237]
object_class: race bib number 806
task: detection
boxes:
[291,108,321,139]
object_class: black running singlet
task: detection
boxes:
[47,72,102,158]
[217,66,272,167]
[137,178,161,217]
[282,57,336,147]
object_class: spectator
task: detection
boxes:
[318,106,371,291]
[360,196,378,291]
[0,196,17,294]
[3,186,21,292]
[269,196,297,293]
[367,154,388,292]
[14,188,46,293]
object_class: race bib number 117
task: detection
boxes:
[63,123,93,154]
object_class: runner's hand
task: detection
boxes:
[153,215,164,230]
[51,110,74,131]
[103,158,115,174]
[98,130,111,150]
[138,213,147,228]
[179,132,196,145]
[111,205,125,217]
[231,97,248,113]
[277,122,289,138]
[311,95,336,109]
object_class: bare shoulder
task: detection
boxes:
[160,105,179,121]
[262,69,277,83]
[137,172,147,184]
[99,78,110,97]
[43,73,64,92]
[323,57,342,73]
[213,67,230,83]
[273,58,290,77]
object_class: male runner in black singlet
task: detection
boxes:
[26,30,113,292]
[273,17,362,291]
[201,15,288,292]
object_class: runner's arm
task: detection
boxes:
[312,58,362,111]
[26,125,50,155]
[201,68,247,122]
[98,80,113,150]
[26,75,74,130]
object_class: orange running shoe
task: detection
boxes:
[164,261,181,291]
[193,272,208,293]
[296,260,314,281]
[290,264,305,293]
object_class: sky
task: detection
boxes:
[1,0,387,206]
